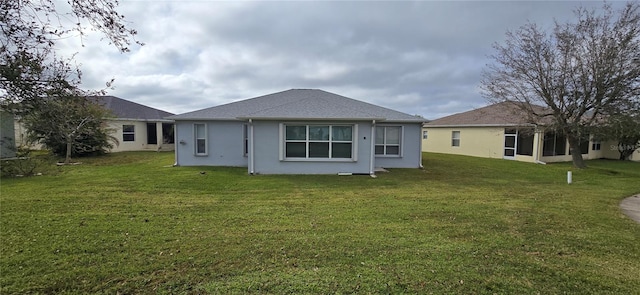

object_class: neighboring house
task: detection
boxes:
[422,102,638,163]
[168,89,426,175]
[1,109,16,159]
[14,96,175,153]
[91,96,175,152]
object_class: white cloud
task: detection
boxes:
[52,0,622,119]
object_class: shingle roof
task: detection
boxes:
[425,101,552,127]
[168,89,425,123]
[90,96,174,120]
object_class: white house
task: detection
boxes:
[168,89,426,175]
[14,96,175,153]
[91,96,175,152]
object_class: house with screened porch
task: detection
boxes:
[168,89,426,175]
[90,96,175,152]
[422,102,637,163]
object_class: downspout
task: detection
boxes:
[173,122,179,166]
[369,120,376,178]
[249,119,255,175]
[419,124,424,169]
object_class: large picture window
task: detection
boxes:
[516,130,534,156]
[122,125,135,142]
[375,126,401,156]
[284,125,353,159]
[194,123,207,156]
[543,132,566,156]
[568,135,590,155]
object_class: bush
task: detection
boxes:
[0,147,54,177]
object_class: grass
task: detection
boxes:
[1,151,639,294]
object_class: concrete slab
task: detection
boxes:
[620,194,640,224]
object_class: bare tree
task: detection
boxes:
[481,2,640,168]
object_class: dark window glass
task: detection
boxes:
[286,126,306,140]
[555,134,566,155]
[123,125,135,142]
[516,131,534,156]
[286,142,306,157]
[386,145,400,155]
[309,142,329,158]
[504,136,516,148]
[332,143,352,158]
[196,139,206,154]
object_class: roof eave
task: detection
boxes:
[236,116,387,121]
[107,118,174,122]
[424,123,538,128]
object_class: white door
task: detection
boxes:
[503,129,517,159]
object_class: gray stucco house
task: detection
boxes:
[168,89,426,175]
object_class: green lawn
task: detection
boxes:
[1,152,639,294]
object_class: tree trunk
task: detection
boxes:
[65,141,72,164]
[567,135,587,168]
[618,141,634,160]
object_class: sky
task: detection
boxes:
[58,0,622,120]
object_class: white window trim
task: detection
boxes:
[194,123,208,156]
[422,130,428,139]
[375,125,403,157]
[122,124,135,142]
[452,131,461,147]
[279,123,358,162]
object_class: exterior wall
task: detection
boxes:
[424,126,640,163]
[14,120,37,149]
[107,120,175,152]
[1,110,16,158]
[174,120,424,174]
[538,138,633,163]
[422,127,504,159]
[598,140,640,162]
[251,121,373,174]
[174,120,248,167]
[375,123,423,168]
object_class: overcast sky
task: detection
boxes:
[61,0,621,120]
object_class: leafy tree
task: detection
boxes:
[591,102,640,160]
[1,1,138,161]
[1,0,140,113]
[481,2,640,168]
[22,94,117,164]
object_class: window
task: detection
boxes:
[451,131,460,147]
[162,123,174,144]
[422,130,428,139]
[579,137,590,154]
[375,126,401,156]
[542,132,566,156]
[243,124,249,156]
[284,125,353,159]
[516,130,534,156]
[568,135,590,155]
[592,141,601,151]
[147,123,157,144]
[122,125,135,142]
[194,123,207,155]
